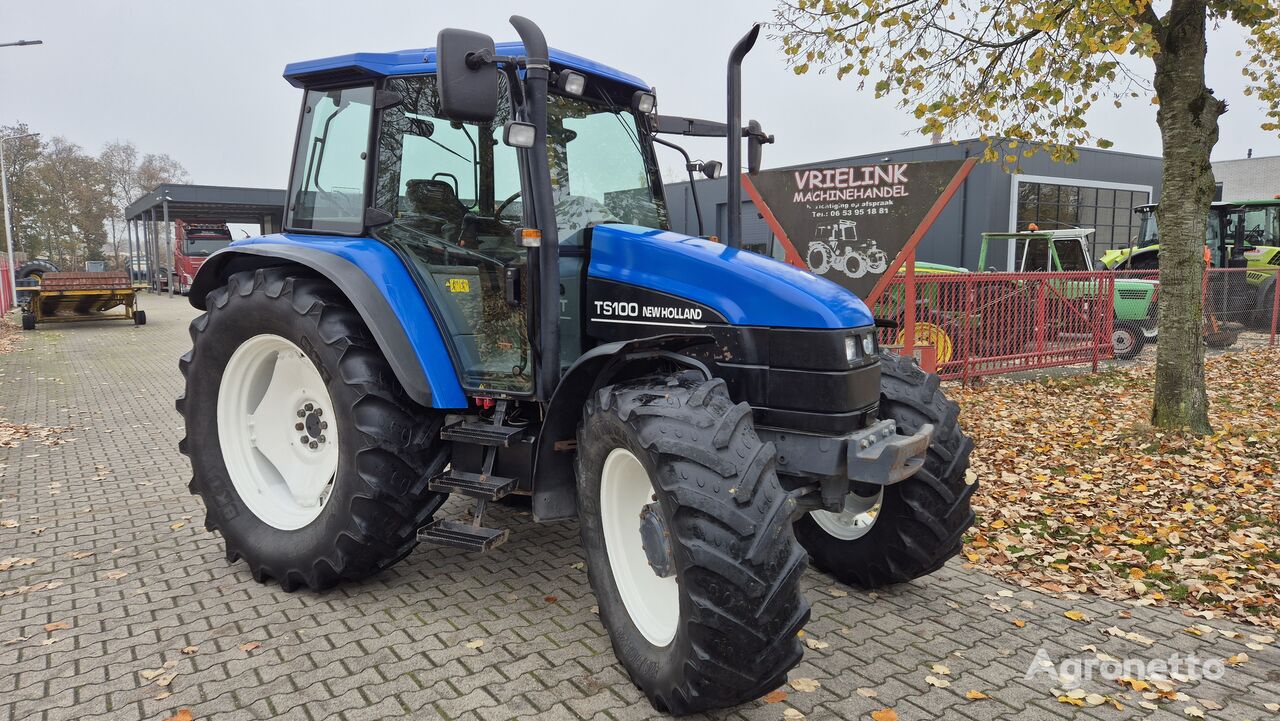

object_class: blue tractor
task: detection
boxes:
[179,17,975,714]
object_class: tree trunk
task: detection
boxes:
[1150,0,1222,434]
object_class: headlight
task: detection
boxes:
[845,335,858,366]
[862,333,876,357]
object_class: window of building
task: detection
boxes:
[1014,179,1151,260]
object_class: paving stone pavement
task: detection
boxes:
[1,297,1277,721]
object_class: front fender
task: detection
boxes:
[530,333,714,522]
[189,235,468,409]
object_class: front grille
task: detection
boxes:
[1117,288,1149,300]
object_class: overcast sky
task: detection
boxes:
[2,0,1274,194]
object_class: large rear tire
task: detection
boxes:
[794,351,975,588]
[178,268,449,591]
[576,372,809,714]
[15,259,58,281]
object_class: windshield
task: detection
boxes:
[1136,208,1221,247]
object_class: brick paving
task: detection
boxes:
[0,296,1277,721]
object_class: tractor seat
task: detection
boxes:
[406,178,469,228]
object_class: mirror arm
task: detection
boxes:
[652,135,705,237]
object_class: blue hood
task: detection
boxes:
[587,225,873,329]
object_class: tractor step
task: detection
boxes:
[441,419,526,447]
[417,518,510,552]
[429,469,518,500]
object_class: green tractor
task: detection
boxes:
[891,229,1158,360]
[1100,200,1279,327]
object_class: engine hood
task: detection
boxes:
[587,225,873,329]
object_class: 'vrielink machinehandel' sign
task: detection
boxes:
[744,159,971,300]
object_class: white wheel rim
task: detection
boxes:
[599,448,680,647]
[812,488,884,541]
[217,334,339,531]
[1113,328,1135,354]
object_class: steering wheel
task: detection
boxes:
[496,191,522,218]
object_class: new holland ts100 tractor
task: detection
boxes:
[179,17,975,714]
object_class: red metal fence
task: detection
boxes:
[0,260,11,316]
[876,264,1277,384]
[874,267,1118,383]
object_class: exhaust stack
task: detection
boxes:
[725,24,760,250]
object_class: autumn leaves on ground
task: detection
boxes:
[956,348,1280,630]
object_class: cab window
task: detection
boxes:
[286,85,374,234]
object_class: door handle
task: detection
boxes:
[504,264,521,308]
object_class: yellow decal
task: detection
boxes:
[446,278,471,293]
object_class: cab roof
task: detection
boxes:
[283,42,649,91]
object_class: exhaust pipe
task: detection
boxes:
[509,15,561,398]
[725,24,760,250]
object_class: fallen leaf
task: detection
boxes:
[156,672,177,687]
[925,675,951,688]
[181,646,198,655]
[1063,610,1088,622]
[965,690,989,700]
[1264,702,1280,712]
[1011,619,1027,628]
[543,595,558,604]
[789,677,820,693]
[856,688,878,698]
[827,586,848,598]
[103,570,128,580]
[139,669,165,681]
[68,551,94,559]
[930,663,950,675]
[782,709,805,721]
[153,691,171,701]
[238,641,260,653]
[804,637,829,650]
[0,519,16,528]
[1224,653,1248,666]
[464,639,484,650]
[42,621,70,632]
[163,710,191,721]
[761,690,788,704]
[169,521,185,531]
[870,709,898,721]
[1183,707,1204,718]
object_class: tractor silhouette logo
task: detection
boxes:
[806,220,889,279]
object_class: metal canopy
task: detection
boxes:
[125,184,285,224]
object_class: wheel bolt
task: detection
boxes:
[297,409,306,418]
[314,408,322,417]
[318,435,326,444]
[295,422,304,431]
[300,435,309,444]
[304,403,314,412]
[320,421,328,430]
[309,441,318,449]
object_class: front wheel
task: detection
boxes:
[576,372,809,714]
[1111,321,1145,360]
[794,351,975,588]
[178,268,449,591]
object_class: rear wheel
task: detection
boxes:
[794,351,975,588]
[178,267,449,591]
[15,259,58,281]
[133,310,147,326]
[576,372,809,714]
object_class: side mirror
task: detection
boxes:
[701,160,723,180]
[746,119,774,175]
[436,28,499,123]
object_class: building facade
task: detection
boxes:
[1212,154,1280,201]
[664,138,1163,270]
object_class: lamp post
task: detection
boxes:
[1,132,40,307]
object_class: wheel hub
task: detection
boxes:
[812,487,884,541]
[638,502,675,578]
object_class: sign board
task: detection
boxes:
[744,159,969,299]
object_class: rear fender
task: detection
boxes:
[189,238,467,409]
[530,334,714,522]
